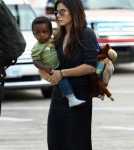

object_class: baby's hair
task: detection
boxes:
[32,16,52,33]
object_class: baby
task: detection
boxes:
[31,16,86,107]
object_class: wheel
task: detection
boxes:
[41,86,53,98]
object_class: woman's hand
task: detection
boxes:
[39,69,50,80]
[48,69,63,85]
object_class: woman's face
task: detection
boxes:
[56,3,72,28]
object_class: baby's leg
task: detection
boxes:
[58,78,86,107]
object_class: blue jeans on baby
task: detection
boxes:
[58,78,73,97]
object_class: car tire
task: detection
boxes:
[41,86,53,98]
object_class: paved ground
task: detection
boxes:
[0,63,134,150]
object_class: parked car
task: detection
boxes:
[45,0,134,63]
[3,0,53,98]
[45,0,55,21]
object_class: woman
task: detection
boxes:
[40,0,98,149]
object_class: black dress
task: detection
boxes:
[47,27,98,150]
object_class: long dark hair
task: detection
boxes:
[54,0,87,57]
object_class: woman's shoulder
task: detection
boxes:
[80,27,97,40]
[81,27,95,35]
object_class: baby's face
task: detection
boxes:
[33,23,52,44]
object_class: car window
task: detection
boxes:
[8,4,36,31]
[82,0,134,10]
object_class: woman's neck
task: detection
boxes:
[63,33,69,51]
[65,24,71,35]
[63,25,71,51]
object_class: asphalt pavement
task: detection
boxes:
[0,63,134,150]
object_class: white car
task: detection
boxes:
[3,0,52,98]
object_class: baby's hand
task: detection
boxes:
[48,70,62,85]
[39,69,50,80]
[43,64,52,74]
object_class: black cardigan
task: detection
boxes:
[56,27,98,90]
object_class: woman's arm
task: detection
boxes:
[60,64,95,77]
[48,64,95,85]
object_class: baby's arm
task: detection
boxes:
[33,60,51,81]
[33,60,52,74]
[39,69,50,80]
